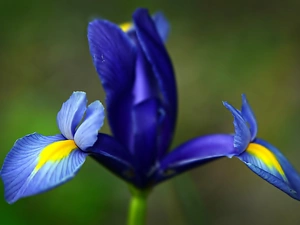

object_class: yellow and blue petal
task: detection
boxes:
[236,138,300,200]
[241,94,257,141]
[57,91,87,140]
[0,133,87,204]
[223,101,251,154]
[74,100,104,151]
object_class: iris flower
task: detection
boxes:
[1,8,299,218]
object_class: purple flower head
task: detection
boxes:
[2,8,300,205]
[88,8,178,187]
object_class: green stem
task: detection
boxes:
[127,186,149,225]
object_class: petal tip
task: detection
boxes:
[72,91,86,95]
[222,101,236,113]
[134,7,149,14]
[240,94,257,141]
[222,101,229,107]
[241,93,248,104]
[223,98,251,154]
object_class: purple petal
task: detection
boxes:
[223,101,251,154]
[237,138,300,200]
[156,108,173,159]
[133,8,177,132]
[87,133,137,185]
[74,100,105,150]
[108,94,135,150]
[132,47,159,105]
[87,19,136,101]
[57,92,87,140]
[152,11,170,42]
[88,19,136,148]
[241,94,257,141]
[132,99,159,176]
[0,133,87,204]
[154,134,235,184]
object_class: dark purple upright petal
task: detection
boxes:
[88,20,136,148]
[133,8,177,134]
[132,48,173,161]
[156,107,175,159]
[132,98,160,180]
[132,46,159,105]
[88,20,136,100]
[129,39,165,174]
[154,134,235,184]
[88,133,138,185]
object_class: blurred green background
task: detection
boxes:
[1,0,300,224]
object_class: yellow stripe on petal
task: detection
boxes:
[34,140,78,171]
[246,143,287,181]
[120,22,132,32]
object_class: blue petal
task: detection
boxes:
[0,133,87,204]
[236,138,300,200]
[87,133,138,185]
[74,100,105,150]
[152,11,170,42]
[57,92,87,140]
[156,108,173,159]
[154,134,236,184]
[132,46,159,105]
[133,8,177,131]
[223,101,251,154]
[88,19,136,148]
[88,19,136,102]
[241,94,257,141]
[132,98,159,177]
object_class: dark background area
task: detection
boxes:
[1,0,300,224]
